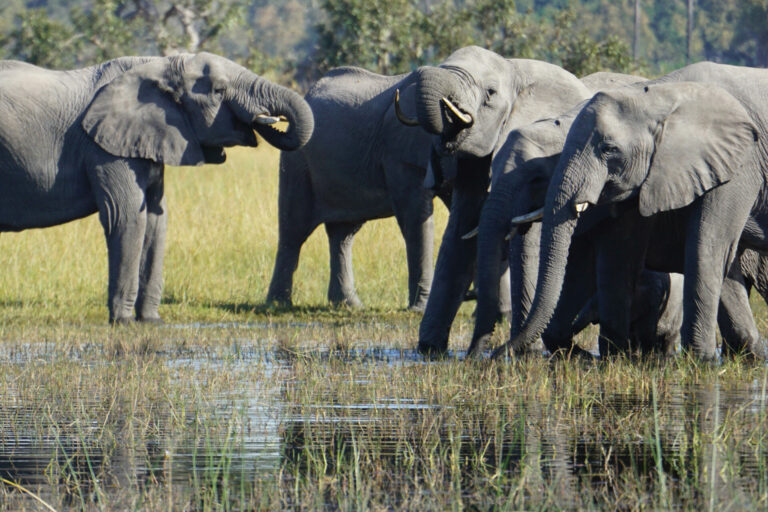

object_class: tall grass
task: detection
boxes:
[0,145,450,325]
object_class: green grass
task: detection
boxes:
[3,146,768,510]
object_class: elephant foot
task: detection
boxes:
[722,338,768,362]
[408,302,427,313]
[110,316,136,325]
[417,340,448,358]
[266,293,293,308]
[137,315,164,324]
[465,335,490,359]
[549,345,596,361]
[330,295,364,309]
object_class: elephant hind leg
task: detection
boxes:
[718,261,766,359]
[266,152,317,306]
[390,174,436,311]
[325,221,364,308]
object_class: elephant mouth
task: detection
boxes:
[439,127,470,155]
[202,145,227,164]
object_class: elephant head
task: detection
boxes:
[82,52,314,165]
[498,82,759,357]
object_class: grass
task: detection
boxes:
[2,146,768,510]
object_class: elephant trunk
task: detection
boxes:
[414,66,473,137]
[510,205,579,353]
[468,178,518,354]
[237,74,314,151]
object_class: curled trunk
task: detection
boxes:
[242,75,314,151]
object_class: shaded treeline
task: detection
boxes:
[1,1,767,88]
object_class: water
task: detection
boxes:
[0,338,766,509]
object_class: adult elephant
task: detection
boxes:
[496,63,768,360]
[413,58,647,355]
[266,65,451,310]
[0,53,314,323]
[409,46,600,354]
[470,107,684,357]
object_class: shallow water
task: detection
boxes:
[1,340,767,509]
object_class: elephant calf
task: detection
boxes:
[0,53,314,322]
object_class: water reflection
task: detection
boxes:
[0,346,767,508]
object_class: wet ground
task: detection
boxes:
[1,323,767,509]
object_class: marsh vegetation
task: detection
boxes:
[2,147,768,510]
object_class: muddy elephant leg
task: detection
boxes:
[267,153,317,306]
[390,181,435,311]
[90,160,150,323]
[717,258,766,359]
[135,169,166,322]
[326,221,364,307]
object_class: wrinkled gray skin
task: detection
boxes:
[266,66,453,310]
[412,46,599,355]
[0,54,314,322]
[470,104,686,357]
[499,62,768,360]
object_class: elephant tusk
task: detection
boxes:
[510,207,544,225]
[574,202,590,216]
[255,114,286,125]
[504,226,519,241]
[440,97,473,125]
[461,226,479,240]
[394,89,420,126]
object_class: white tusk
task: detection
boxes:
[440,97,473,125]
[255,114,285,125]
[575,202,590,214]
[462,226,479,240]
[394,89,420,126]
[504,226,519,241]
[510,207,544,225]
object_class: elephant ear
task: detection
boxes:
[638,83,758,216]
[82,58,205,166]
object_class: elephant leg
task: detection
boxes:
[717,259,766,359]
[90,160,150,323]
[542,235,597,354]
[267,153,317,306]
[325,221,364,308]
[596,212,651,356]
[390,182,435,311]
[683,187,753,359]
[135,173,167,322]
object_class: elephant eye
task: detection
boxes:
[600,141,619,156]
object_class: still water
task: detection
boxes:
[0,327,767,509]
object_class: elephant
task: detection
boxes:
[411,58,646,355]
[469,105,685,357]
[265,65,451,310]
[407,46,602,355]
[495,62,768,360]
[0,53,314,323]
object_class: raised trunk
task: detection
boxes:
[414,66,465,136]
[241,75,314,151]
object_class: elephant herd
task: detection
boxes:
[3,46,768,361]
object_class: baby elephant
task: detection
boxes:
[0,53,314,322]
[571,271,683,355]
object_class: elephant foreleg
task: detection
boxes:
[136,174,167,322]
[91,160,150,323]
[326,221,364,308]
[267,153,317,306]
